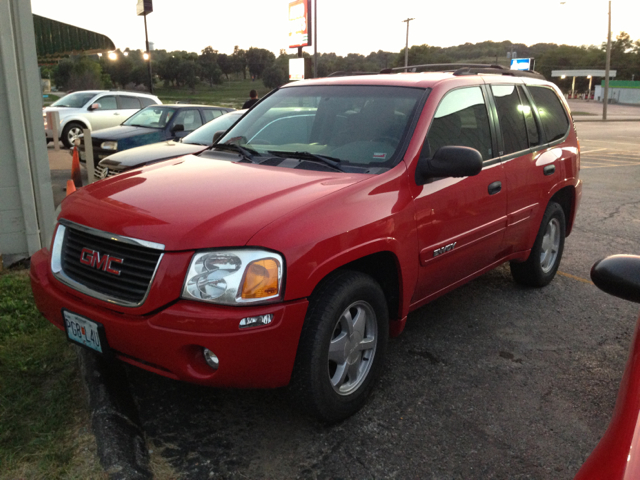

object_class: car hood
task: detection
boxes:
[100,141,207,170]
[90,125,159,140]
[59,155,368,251]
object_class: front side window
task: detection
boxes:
[172,109,203,132]
[528,86,570,142]
[94,95,117,110]
[184,113,241,145]
[425,86,493,160]
[491,85,529,155]
[218,85,425,171]
[122,107,176,128]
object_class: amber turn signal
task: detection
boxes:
[241,259,280,299]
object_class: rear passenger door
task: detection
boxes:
[411,86,507,307]
[489,83,572,255]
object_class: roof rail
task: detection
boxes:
[327,71,379,77]
[379,63,545,80]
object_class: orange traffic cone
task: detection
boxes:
[66,179,76,196]
[71,145,82,188]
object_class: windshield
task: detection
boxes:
[51,91,100,108]
[183,111,244,145]
[122,106,176,128]
[218,85,425,170]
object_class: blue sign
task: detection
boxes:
[510,58,532,71]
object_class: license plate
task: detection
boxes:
[63,310,105,353]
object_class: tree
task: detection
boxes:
[263,64,287,89]
[231,46,247,79]
[53,56,104,90]
[217,53,233,80]
[199,46,223,86]
[246,47,276,79]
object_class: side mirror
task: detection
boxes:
[591,255,640,304]
[212,130,226,144]
[415,146,483,185]
[171,123,185,134]
[88,103,100,111]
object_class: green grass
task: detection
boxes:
[155,78,270,109]
[0,270,104,479]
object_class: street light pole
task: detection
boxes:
[603,0,611,120]
[143,13,154,94]
[403,18,414,69]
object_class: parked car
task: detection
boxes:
[94,110,246,180]
[30,65,582,423]
[43,90,161,148]
[79,104,234,169]
[575,255,640,480]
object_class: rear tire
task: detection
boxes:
[289,270,389,423]
[510,201,566,287]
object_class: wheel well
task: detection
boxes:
[333,252,401,322]
[550,186,575,235]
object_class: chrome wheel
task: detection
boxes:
[328,300,378,396]
[66,126,83,146]
[540,217,561,273]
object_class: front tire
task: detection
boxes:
[510,201,566,287]
[61,122,84,149]
[289,270,389,423]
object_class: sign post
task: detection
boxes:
[137,0,154,93]
[289,0,312,60]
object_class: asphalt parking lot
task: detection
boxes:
[105,120,638,479]
[45,110,640,479]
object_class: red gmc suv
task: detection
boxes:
[31,65,582,422]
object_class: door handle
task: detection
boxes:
[488,181,502,195]
[543,165,555,176]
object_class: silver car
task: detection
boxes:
[43,90,161,148]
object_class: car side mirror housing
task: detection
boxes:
[591,255,640,304]
[415,146,483,185]
[171,123,185,134]
[212,130,226,144]
[88,103,100,111]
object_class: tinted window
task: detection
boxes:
[528,86,570,142]
[517,86,540,147]
[95,95,117,110]
[119,96,141,109]
[172,109,203,132]
[139,97,156,107]
[203,109,224,123]
[491,85,528,155]
[183,112,243,145]
[51,91,100,108]
[425,87,493,160]
[123,106,176,128]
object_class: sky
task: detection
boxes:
[30,0,640,58]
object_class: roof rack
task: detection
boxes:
[327,71,379,77]
[379,63,545,80]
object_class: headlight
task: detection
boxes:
[101,141,118,151]
[182,249,283,305]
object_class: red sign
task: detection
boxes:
[288,0,311,49]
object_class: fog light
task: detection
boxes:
[239,314,273,329]
[203,348,219,370]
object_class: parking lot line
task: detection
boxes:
[557,271,593,285]
[580,148,608,154]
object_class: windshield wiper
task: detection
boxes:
[267,151,345,172]
[214,143,262,163]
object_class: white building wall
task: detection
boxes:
[0,0,55,264]
[594,86,640,104]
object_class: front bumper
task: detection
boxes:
[30,248,308,388]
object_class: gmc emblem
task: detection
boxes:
[80,248,124,275]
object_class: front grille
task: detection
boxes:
[94,164,119,180]
[60,225,162,305]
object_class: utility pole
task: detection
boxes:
[603,0,611,120]
[143,14,153,93]
[402,18,414,70]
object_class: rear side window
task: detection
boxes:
[119,96,141,109]
[139,97,157,107]
[517,86,540,148]
[425,86,493,160]
[528,86,570,142]
[203,109,224,123]
[491,85,528,155]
